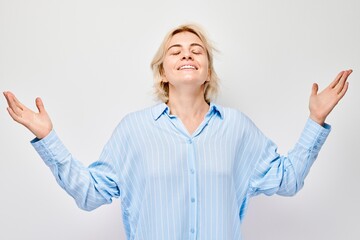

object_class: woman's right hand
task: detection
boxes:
[3,91,53,139]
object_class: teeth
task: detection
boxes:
[179,65,196,70]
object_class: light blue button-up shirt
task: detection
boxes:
[31,103,331,240]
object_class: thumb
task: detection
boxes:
[311,83,318,96]
[35,97,45,113]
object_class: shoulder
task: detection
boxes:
[214,103,252,123]
[213,103,260,134]
[123,105,153,119]
[114,103,162,132]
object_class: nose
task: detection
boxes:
[181,50,193,60]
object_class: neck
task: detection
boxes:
[166,85,210,135]
[167,90,209,120]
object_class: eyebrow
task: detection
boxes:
[167,43,205,51]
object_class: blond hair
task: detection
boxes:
[150,24,219,103]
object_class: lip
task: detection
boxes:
[177,64,198,70]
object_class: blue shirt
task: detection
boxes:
[31,103,331,240]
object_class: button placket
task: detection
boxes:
[187,137,198,239]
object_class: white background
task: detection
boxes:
[1,0,359,239]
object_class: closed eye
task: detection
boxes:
[192,50,202,55]
[191,46,204,55]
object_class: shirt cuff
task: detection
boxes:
[31,129,70,165]
[298,118,331,151]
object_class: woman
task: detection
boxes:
[3,24,352,240]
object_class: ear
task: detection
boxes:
[159,64,168,82]
[162,76,169,83]
[206,69,211,82]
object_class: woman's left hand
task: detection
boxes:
[309,69,352,126]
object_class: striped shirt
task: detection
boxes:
[31,102,331,240]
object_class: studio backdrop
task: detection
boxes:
[0,0,359,239]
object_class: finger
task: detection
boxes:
[6,107,24,124]
[3,91,24,116]
[335,69,352,93]
[329,71,344,89]
[35,97,45,113]
[4,91,24,108]
[3,91,13,107]
[12,93,25,110]
[338,82,349,100]
[311,83,319,96]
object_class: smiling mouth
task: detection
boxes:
[178,65,198,70]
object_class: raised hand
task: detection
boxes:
[309,69,352,126]
[3,91,53,139]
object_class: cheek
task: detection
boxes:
[201,57,210,71]
[162,58,174,76]
[202,62,210,76]
[162,65,170,78]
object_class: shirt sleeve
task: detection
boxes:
[31,129,122,211]
[248,118,331,197]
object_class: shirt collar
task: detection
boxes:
[209,102,224,119]
[151,103,169,120]
[151,102,223,121]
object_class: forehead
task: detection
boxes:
[167,31,204,47]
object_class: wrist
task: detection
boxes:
[309,114,325,126]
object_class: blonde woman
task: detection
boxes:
[3,24,352,240]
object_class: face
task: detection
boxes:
[162,31,209,89]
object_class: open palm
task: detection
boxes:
[309,69,352,125]
[3,91,53,139]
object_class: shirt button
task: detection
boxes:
[191,198,195,203]
[188,139,192,144]
[190,228,195,234]
[190,169,195,174]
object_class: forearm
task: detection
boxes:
[278,118,331,195]
[31,130,120,211]
[249,118,331,197]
